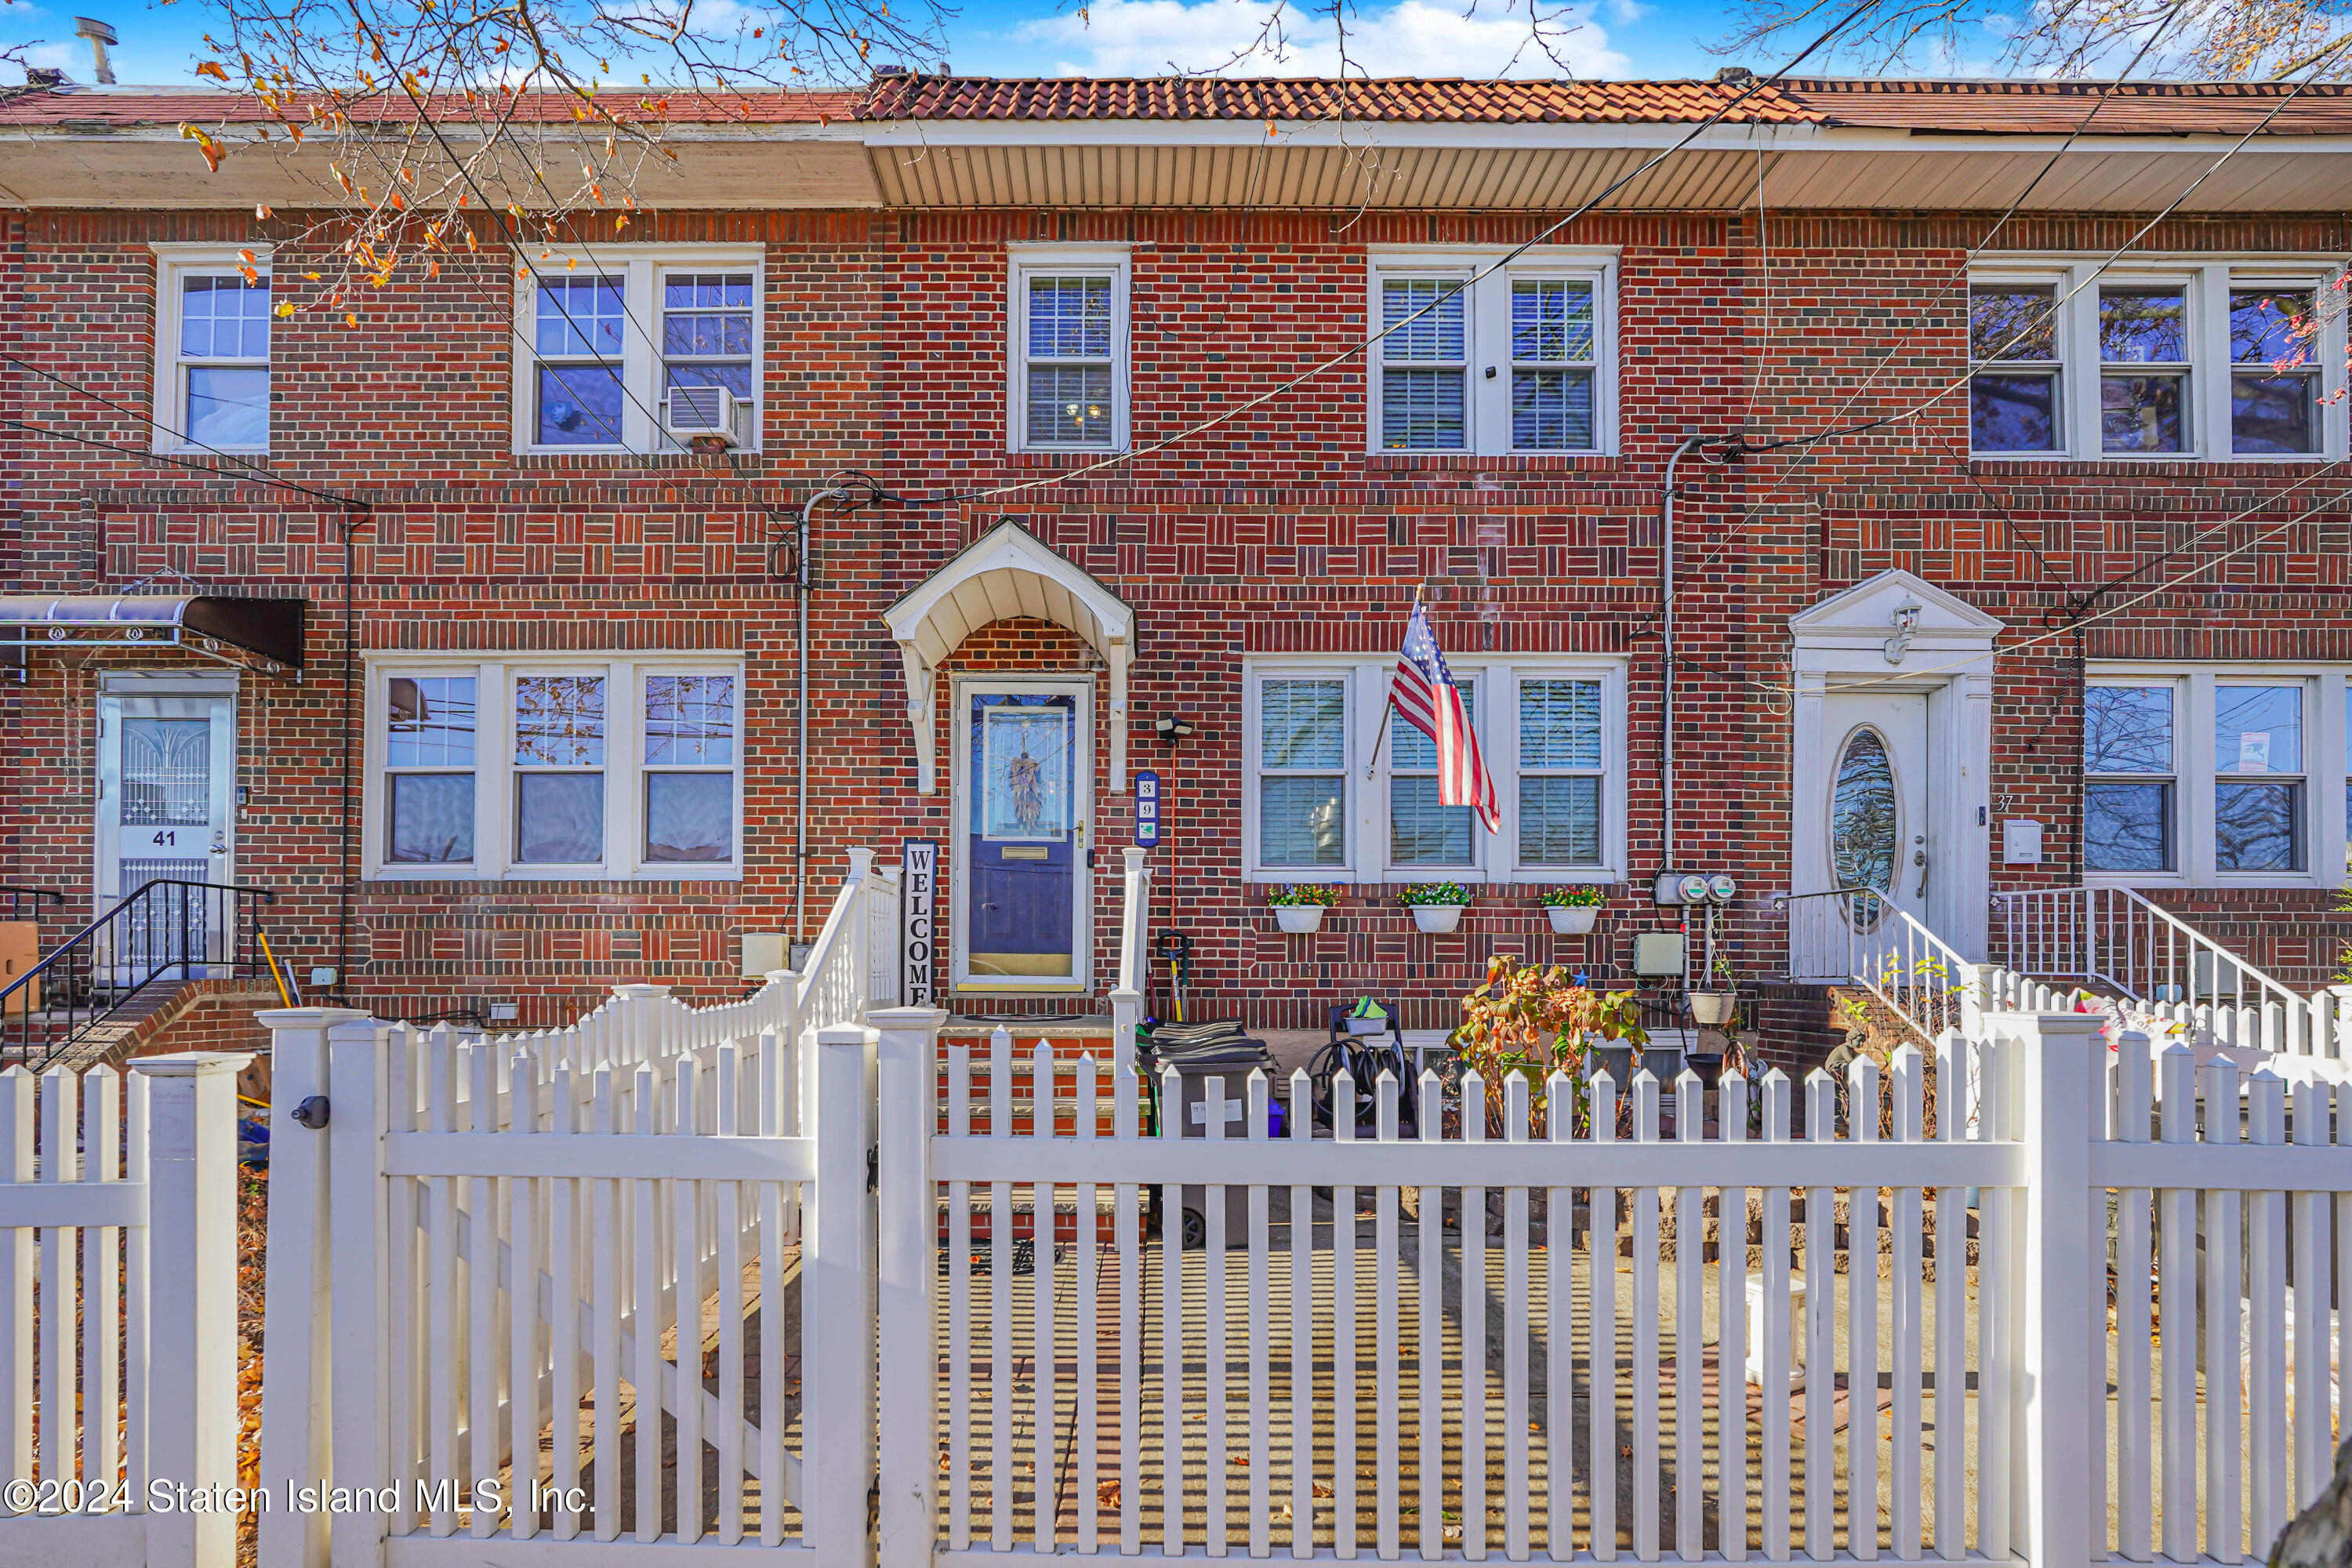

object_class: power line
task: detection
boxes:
[1719,31,2352,469]
[1678,0,2209,588]
[0,415,368,513]
[1817,479,2352,696]
[903,0,1889,511]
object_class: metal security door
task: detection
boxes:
[96,694,235,970]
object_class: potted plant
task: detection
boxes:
[1403,880,1474,935]
[1686,951,1738,1027]
[1540,884,1606,935]
[1267,883,1339,934]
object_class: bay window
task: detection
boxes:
[2085,666,2352,886]
[1245,659,1623,884]
[369,657,742,880]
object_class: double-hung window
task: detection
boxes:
[2084,666,2352,886]
[151,245,272,452]
[514,245,762,453]
[369,657,742,880]
[1245,661,1622,884]
[1368,249,1617,456]
[1007,247,1129,452]
[1970,260,2346,459]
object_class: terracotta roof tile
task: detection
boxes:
[855,74,1827,123]
[1780,75,2352,136]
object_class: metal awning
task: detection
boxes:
[0,595,307,677]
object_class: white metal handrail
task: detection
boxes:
[1776,885,1980,1044]
[1989,884,2323,1057]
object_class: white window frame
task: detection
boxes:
[1241,656,1627,885]
[1005,245,1131,454]
[362,653,746,881]
[510,244,764,456]
[150,243,272,455]
[2084,662,2352,889]
[1365,247,1620,458]
[1971,256,2350,461]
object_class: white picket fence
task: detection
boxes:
[869,1010,2352,1565]
[0,1053,252,1568]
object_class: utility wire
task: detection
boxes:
[0,414,368,513]
[1817,479,2352,696]
[1678,0,2206,588]
[0,345,372,513]
[1720,31,2352,467]
[902,0,1889,511]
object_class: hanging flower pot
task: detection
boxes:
[1403,883,1472,935]
[1686,990,1737,1027]
[1541,884,1605,935]
[1268,884,1338,935]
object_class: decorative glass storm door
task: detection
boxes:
[1816,689,1930,978]
[96,693,236,975]
[956,683,1089,991]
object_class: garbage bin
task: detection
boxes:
[1168,1056,1283,1250]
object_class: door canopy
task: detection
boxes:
[884,521,1136,794]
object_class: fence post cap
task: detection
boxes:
[1123,845,1149,870]
[253,1007,372,1029]
[762,968,802,985]
[815,1022,869,1046]
[608,983,674,1000]
[128,1050,256,1078]
[847,847,877,877]
[2330,984,2352,999]
[866,1006,947,1029]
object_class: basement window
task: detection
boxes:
[367,656,743,880]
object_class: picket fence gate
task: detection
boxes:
[0,1052,253,1568]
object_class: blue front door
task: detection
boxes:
[961,687,1084,986]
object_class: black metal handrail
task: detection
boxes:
[0,880,278,1071]
[0,885,64,924]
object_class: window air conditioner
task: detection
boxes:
[662,385,749,448]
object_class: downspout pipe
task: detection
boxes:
[1659,434,1706,879]
[793,484,855,953]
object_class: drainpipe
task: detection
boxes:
[1658,434,1706,880]
[793,485,855,952]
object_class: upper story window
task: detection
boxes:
[152,245,271,453]
[513,246,762,454]
[368,655,743,880]
[1367,249,1616,457]
[1244,659,1624,884]
[1970,261,2346,460]
[1007,247,1129,452]
[2085,666,2352,887]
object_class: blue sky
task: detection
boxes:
[2,0,1737,88]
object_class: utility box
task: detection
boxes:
[0,923,38,1011]
[740,931,788,979]
[1632,930,1686,978]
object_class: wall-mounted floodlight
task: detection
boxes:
[1154,716,1195,742]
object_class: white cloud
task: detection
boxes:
[1013,0,1628,79]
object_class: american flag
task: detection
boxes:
[1389,603,1500,833]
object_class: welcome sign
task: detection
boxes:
[902,839,938,1007]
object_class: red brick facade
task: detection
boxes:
[5,192,2350,1038]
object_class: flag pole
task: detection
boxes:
[1363,584,1425,779]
